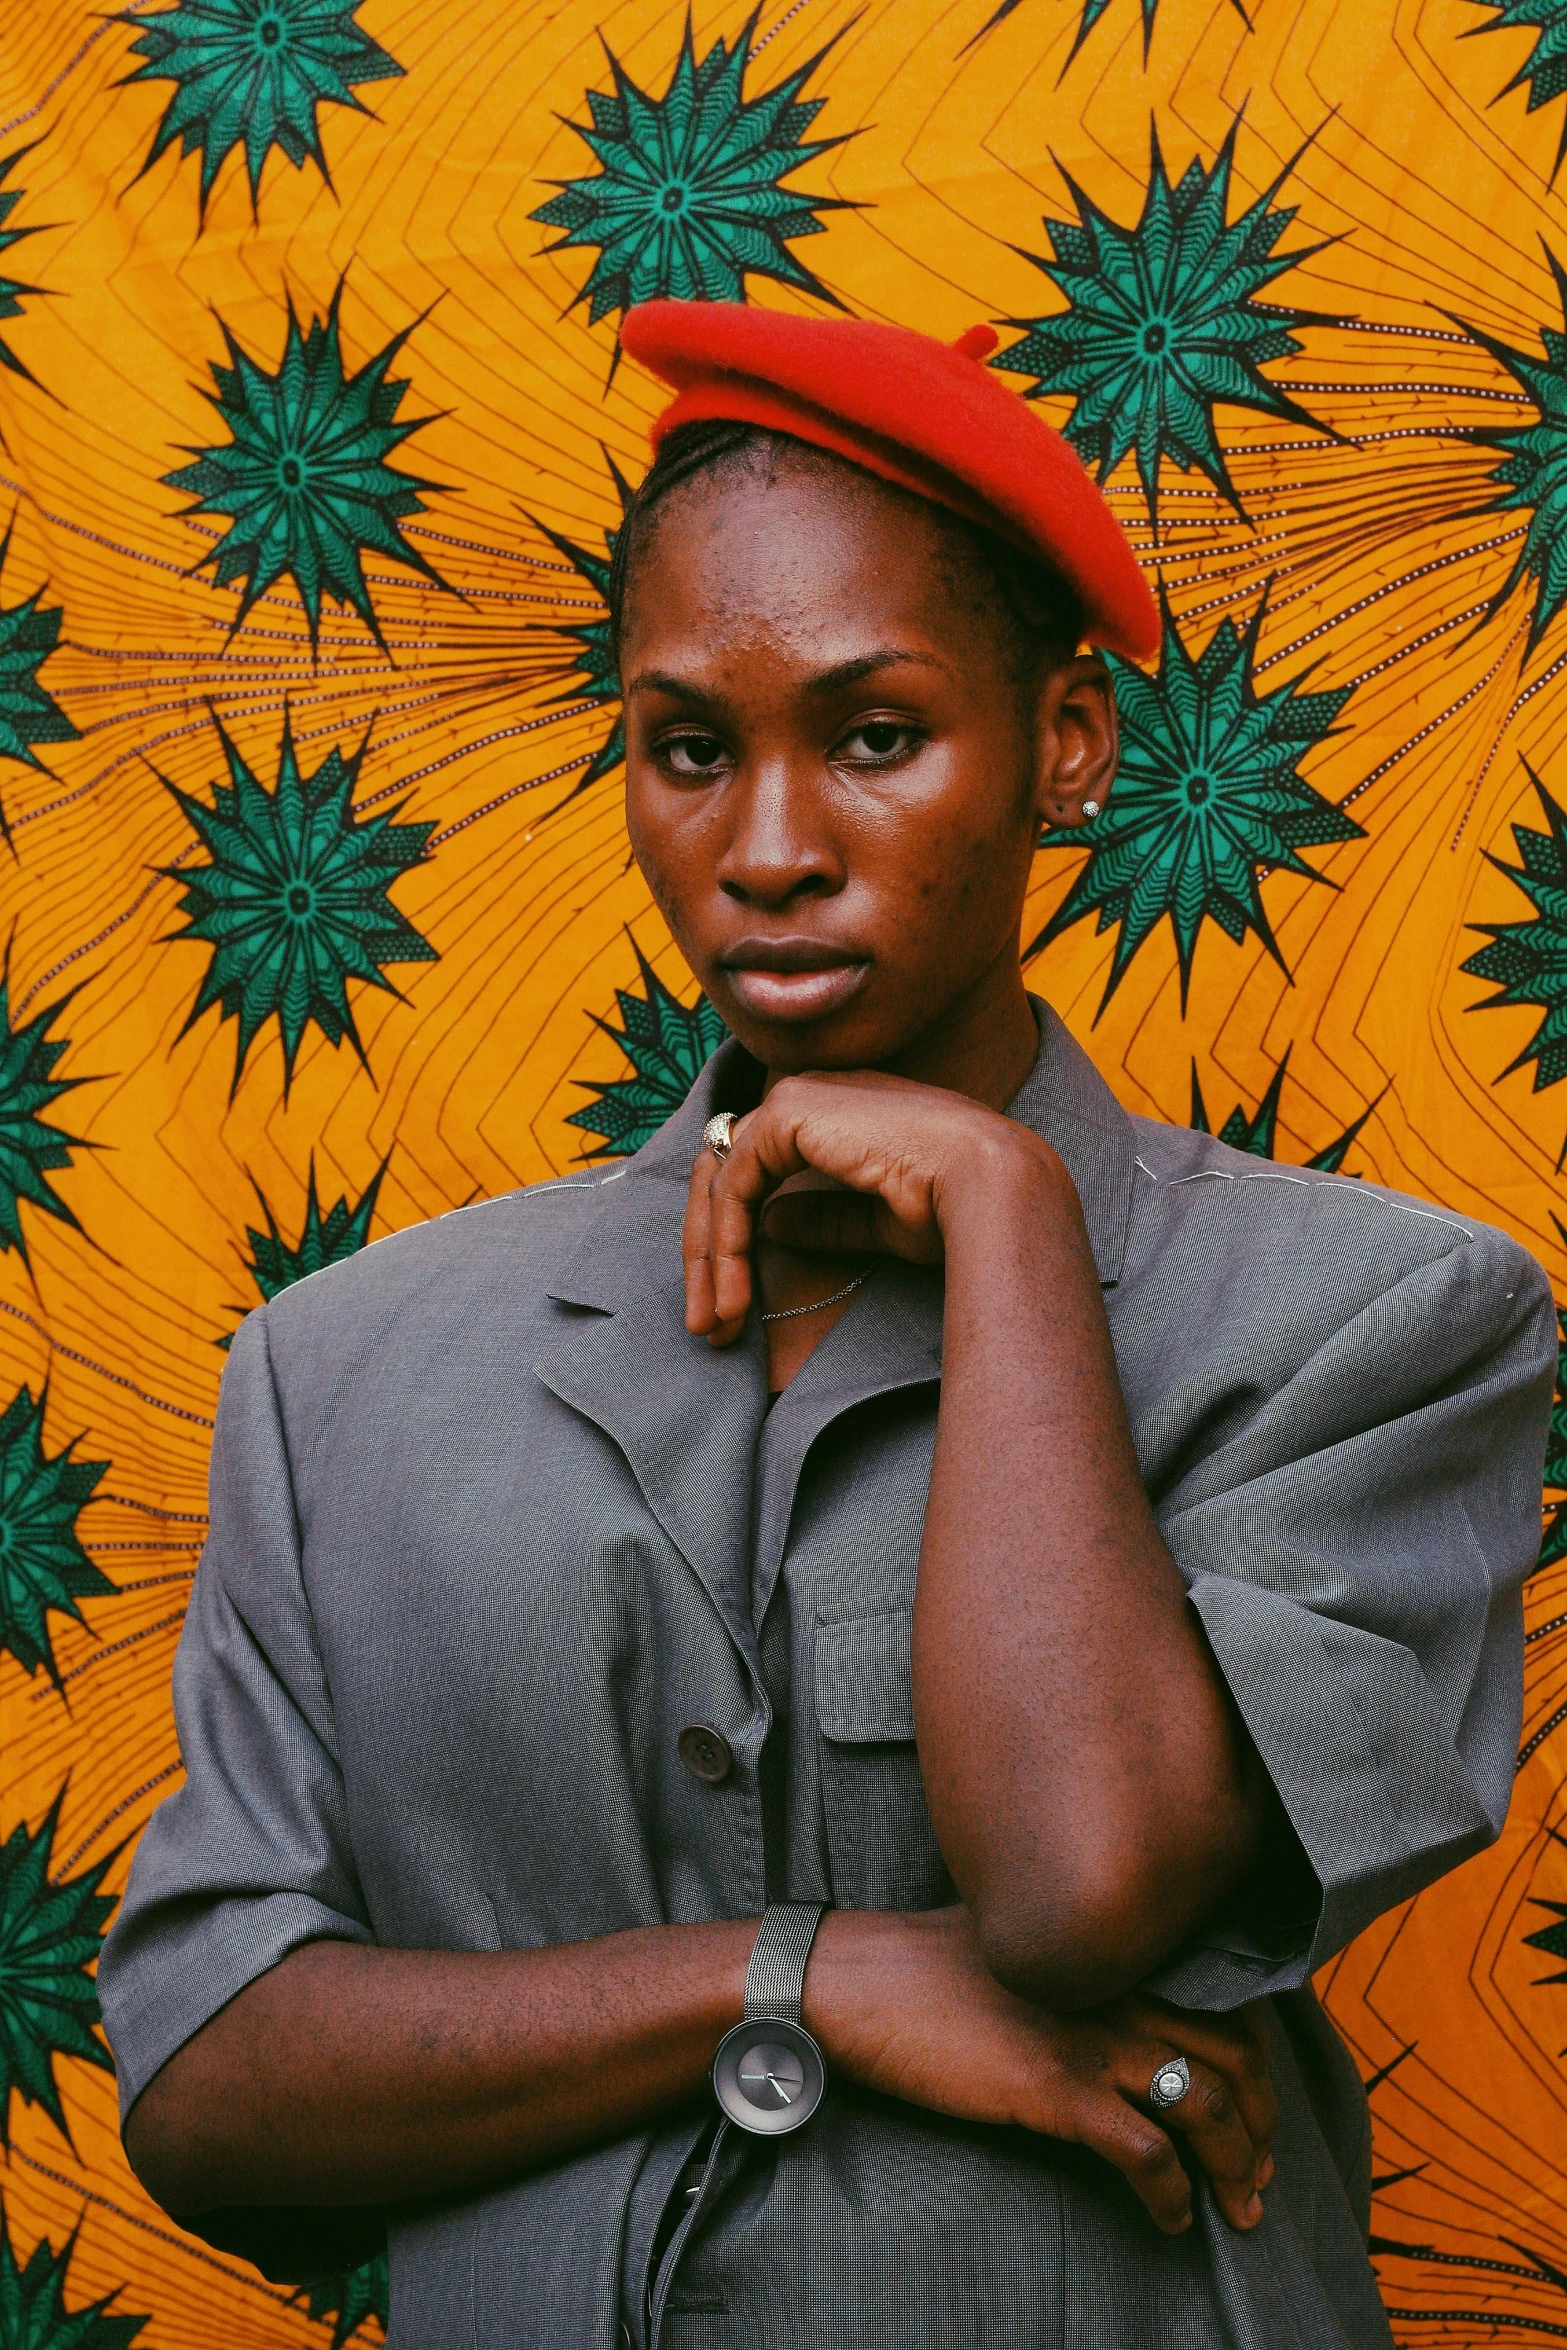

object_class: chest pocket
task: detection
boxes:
[814,1607,956,1912]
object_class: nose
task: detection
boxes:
[716,758,843,910]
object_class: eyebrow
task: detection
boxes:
[624,648,952,699]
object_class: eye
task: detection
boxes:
[836,719,921,765]
[660,730,730,777]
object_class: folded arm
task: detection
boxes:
[912,1139,1276,2006]
[125,1907,1273,2240]
[690,1074,1276,2009]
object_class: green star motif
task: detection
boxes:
[1462,253,1567,653]
[297,2255,389,2348]
[531,8,854,328]
[0,527,80,835]
[1189,1046,1378,1172]
[993,118,1336,525]
[1524,1898,1567,1979]
[567,942,727,1159]
[1033,598,1359,1009]
[1462,766,1567,1113]
[0,2207,146,2350]
[964,0,1250,66]
[1465,0,1567,176]
[0,1384,111,1691]
[0,145,49,396]
[164,284,450,650]
[220,1153,386,1345]
[119,0,402,214]
[0,968,90,1269]
[534,454,633,789]
[0,1788,116,2147]
[158,713,436,1099]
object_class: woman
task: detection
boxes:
[100,302,1554,2350]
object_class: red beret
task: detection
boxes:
[619,301,1158,663]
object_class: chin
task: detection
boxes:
[716,997,911,1077]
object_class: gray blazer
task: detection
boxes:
[99,1006,1554,2350]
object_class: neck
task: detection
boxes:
[764,950,1041,1113]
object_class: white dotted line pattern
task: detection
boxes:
[96,1494,209,1521]
[17,849,198,1014]
[1449,637,1567,849]
[33,1608,188,1698]
[0,5,152,137]
[1343,623,1527,806]
[750,0,814,55]
[426,749,595,842]
[53,1761,186,1879]
[1254,532,1524,672]
[8,2150,294,2301]
[1271,379,1531,403]
[1350,603,1490,688]
[0,1296,215,1426]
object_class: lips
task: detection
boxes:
[717,936,869,1022]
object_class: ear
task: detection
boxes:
[1032,653,1118,831]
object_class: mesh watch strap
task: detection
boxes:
[744,1903,826,2028]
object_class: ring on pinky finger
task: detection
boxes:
[1148,2054,1191,2111]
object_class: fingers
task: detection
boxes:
[761,1189,885,1258]
[1140,2051,1263,2233]
[682,1107,811,1343]
[681,1147,727,1340]
[707,1115,810,1333]
[682,1071,969,1340]
[1201,2004,1275,2186]
[1115,1997,1276,2185]
[1067,2098,1195,2236]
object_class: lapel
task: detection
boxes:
[749,1255,944,1625]
[533,999,1137,1650]
[533,1051,769,1660]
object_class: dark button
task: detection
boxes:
[678,1724,733,1783]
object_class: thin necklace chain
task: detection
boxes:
[759,1274,868,1324]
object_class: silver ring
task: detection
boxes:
[1148,2054,1190,2110]
[702,1112,736,1162]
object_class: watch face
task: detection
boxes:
[712,2018,826,2135]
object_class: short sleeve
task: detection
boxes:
[1144,1220,1555,2010]
[98,1305,374,2114]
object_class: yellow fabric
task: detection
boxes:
[1,0,1565,2339]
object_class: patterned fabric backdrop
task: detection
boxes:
[1,0,1567,2340]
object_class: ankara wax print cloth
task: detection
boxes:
[5,0,1567,2342]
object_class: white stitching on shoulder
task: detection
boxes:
[1250,1167,1473,1237]
[363,1181,596,1251]
[1160,1157,1475,1240]
[281,1180,597,1294]
[1365,1195,1473,1238]
[599,1166,629,1184]
[1134,1156,1159,1181]
[457,1180,595,1210]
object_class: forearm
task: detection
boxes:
[126,1908,1281,2242]
[912,1149,1266,2005]
[125,1922,756,2213]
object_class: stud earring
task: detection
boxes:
[1081,798,1101,819]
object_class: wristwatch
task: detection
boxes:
[711,1903,828,2135]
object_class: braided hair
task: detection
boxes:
[605,419,1085,681]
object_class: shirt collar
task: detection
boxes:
[549,994,1136,1311]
